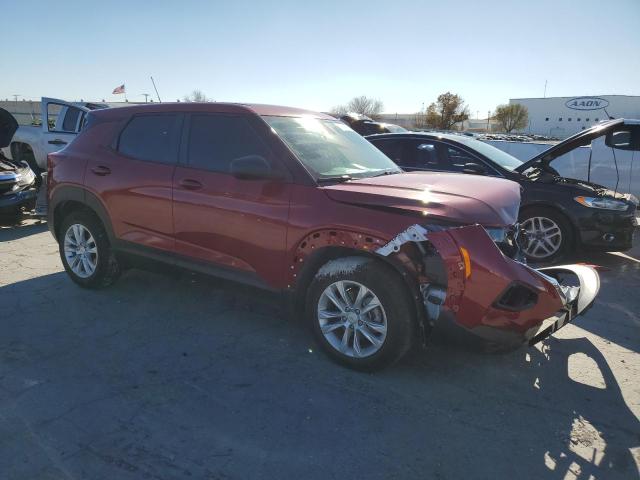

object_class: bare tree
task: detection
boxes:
[493,103,529,132]
[330,104,349,117]
[424,92,469,130]
[332,96,384,120]
[183,89,209,102]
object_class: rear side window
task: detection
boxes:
[187,114,270,173]
[402,140,448,170]
[62,107,82,132]
[118,114,181,164]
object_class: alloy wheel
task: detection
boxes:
[63,224,98,278]
[521,216,562,260]
[317,280,388,358]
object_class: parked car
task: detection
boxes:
[48,103,599,370]
[0,98,107,175]
[367,121,638,263]
[339,113,406,135]
[0,108,37,217]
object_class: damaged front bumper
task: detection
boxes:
[377,224,600,348]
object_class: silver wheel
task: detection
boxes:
[317,280,388,358]
[522,216,563,259]
[63,224,98,278]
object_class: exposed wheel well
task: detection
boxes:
[11,142,40,172]
[292,246,425,333]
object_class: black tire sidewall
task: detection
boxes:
[305,257,415,371]
[59,211,118,288]
[520,207,573,264]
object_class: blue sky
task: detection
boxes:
[2,0,639,116]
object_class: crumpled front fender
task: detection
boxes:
[378,224,600,346]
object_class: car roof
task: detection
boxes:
[365,131,466,142]
[90,102,335,120]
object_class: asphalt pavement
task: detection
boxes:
[1,219,638,479]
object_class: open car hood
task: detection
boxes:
[0,107,18,149]
[514,119,637,173]
[321,171,521,226]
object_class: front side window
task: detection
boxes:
[187,115,271,173]
[453,136,523,171]
[447,146,479,171]
[118,114,181,164]
[263,116,400,180]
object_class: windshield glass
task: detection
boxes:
[263,116,402,180]
[452,136,524,171]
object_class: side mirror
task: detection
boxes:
[462,162,486,174]
[230,155,279,180]
[605,129,638,151]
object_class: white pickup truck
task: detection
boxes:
[1,97,107,172]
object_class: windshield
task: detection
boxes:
[452,136,524,171]
[263,116,402,180]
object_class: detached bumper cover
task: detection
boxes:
[378,224,601,347]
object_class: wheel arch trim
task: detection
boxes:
[49,185,115,242]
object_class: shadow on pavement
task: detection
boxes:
[0,267,638,479]
[0,218,48,241]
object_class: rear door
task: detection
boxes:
[41,97,89,154]
[84,113,183,252]
[172,113,291,287]
[396,139,450,171]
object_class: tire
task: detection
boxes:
[519,207,573,264]
[305,256,415,371]
[58,210,121,288]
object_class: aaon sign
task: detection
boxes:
[565,97,609,111]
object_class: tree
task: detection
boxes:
[331,96,384,119]
[424,92,469,130]
[493,103,529,132]
[183,89,209,102]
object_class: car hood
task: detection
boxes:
[321,171,521,226]
[514,119,635,173]
[0,107,18,149]
[531,174,637,202]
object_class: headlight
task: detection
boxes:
[574,196,629,211]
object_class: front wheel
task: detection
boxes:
[305,257,415,371]
[59,211,121,288]
[519,207,573,264]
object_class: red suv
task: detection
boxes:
[48,103,600,370]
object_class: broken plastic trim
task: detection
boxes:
[376,224,450,256]
[377,224,450,325]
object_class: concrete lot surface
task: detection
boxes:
[1,220,639,479]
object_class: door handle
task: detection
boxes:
[91,166,111,176]
[48,139,68,145]
[179,179,203,190]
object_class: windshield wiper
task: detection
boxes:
[370,169,403,178]
[316,175,353,185]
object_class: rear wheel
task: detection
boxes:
[306,257,415,371]
[59,211,121,288]
[519,207,573,263]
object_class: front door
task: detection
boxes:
[41,98,90,161]
[172,113,291,288]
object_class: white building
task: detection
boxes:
[509,95,640,138]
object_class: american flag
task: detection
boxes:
[112,84,125,94]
